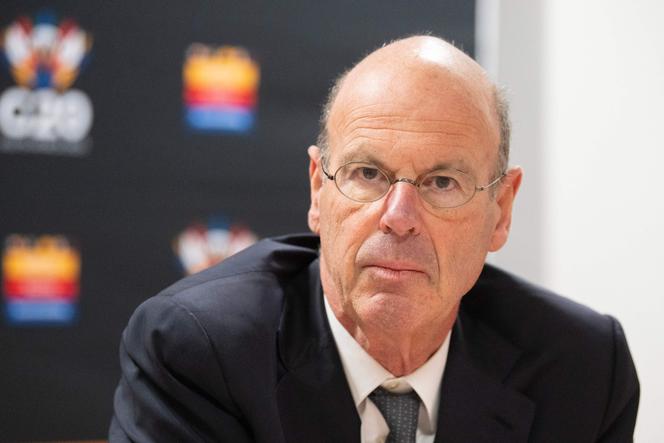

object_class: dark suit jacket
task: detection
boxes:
[110,233,639,442]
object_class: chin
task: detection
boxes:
[355,290,436,325]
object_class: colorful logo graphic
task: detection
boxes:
[0,11,93,153]
[173,216,258,275]
[183,44,260,133]
[2,234,81,325]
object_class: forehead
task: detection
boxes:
[326,51,499,172]
[328,79,498,175]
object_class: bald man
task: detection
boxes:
[110,36,639,442]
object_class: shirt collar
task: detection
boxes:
[324,295,451,430]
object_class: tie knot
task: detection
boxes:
[369,387,420,443]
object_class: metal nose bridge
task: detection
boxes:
[393,177,418,187]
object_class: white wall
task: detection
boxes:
[479,1,664,441]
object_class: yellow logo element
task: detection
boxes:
[183,44,259,93]
[3,234,80,282]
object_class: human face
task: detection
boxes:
[308,54,519,341]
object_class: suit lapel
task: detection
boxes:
[434,308,535,443]
[275,259,360,443]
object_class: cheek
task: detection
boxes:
[318,192,367,263]
[318,193,379,301]
[431,209,497,294]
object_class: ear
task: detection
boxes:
[307,145,323,233]
[489,166,523,252]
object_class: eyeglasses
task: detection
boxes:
[321,161,505,209]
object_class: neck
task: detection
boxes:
[335,304,458,376]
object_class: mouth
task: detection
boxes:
[362,261,429,281]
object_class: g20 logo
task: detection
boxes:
[0,87,92,142]
[0,12,93,143]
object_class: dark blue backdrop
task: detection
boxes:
[0,1,475,440]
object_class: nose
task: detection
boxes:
[378,181,423,236]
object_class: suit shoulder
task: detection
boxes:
[464,268,639,440]
[132,233,320,339]
[463,264,615,352]
[162,233,319,296]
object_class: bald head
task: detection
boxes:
[317,35,510,177]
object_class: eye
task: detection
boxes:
[433,175,454,190]
[423,174,459,192]
[338,163,387,186]
[361,167,379,180]
[336,163,389,202]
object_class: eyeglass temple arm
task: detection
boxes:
[476,172,506,191]
[320,164,335,181]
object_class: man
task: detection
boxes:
[110,36,639,442]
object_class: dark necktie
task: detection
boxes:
[369,386,420,443]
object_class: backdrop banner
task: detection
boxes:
[0,1,475,440]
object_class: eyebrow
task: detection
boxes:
[335,145,472,175]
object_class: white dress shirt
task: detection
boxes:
[324,296,451,443]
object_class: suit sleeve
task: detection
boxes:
[597,316,640,442]
[109,295,253,443]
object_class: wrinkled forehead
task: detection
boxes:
[327,41,499,150]
[328,60,500,177]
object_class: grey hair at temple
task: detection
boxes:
[316,69,512,182]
